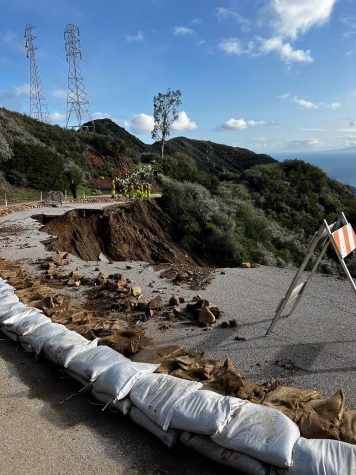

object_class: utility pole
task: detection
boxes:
[24,25,50,123]
[64,24,94,131]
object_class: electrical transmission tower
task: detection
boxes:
[24,25,50,123]
[64,24,94,131]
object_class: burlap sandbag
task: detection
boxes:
[263,385,321,422]
[340,410,356,445]
[299,389,345,440]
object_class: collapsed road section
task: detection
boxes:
[39,201,197,265]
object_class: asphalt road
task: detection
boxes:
[1,203,356,474]
[0,338,237,475]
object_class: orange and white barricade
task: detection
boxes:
[266,212,356,335]
[331,224,356,259]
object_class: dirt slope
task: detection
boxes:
[42,201,196,265]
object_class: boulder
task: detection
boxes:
[209,306,222,319]
[241,262,251,268]
[52,252,69,267]
[131,286,142,297]
[197,307,216,327]
[169,295,180,306]
[148,296,163,310]
[175,272,189,282]
[145,308,156,318]
[98,252,110,263]
[97,271,108,285]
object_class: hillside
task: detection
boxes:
[82,118,147,154]
[1,107,355,275]
[0,108,276,191]
[151,136,276,175]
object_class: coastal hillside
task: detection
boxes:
[0,108,276,192]
[0,106,355,275]
[150,136,276,175]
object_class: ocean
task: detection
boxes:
[273,151,356,188]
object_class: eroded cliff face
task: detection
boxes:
[41,201,197,265]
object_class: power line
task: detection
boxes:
[64,24,94,131]
[24,25,50,124]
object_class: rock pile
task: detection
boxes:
[185,296,222,327]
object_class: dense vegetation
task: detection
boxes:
[159,161,356,274]
[1,106,355,275]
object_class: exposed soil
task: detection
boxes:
[41,201,198,266]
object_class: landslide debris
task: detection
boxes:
[41,201,197,265]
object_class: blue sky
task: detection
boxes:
[1,0,356,153]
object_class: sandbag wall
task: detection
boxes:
[1,277,355,475]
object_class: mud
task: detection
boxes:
[41,201,197,266]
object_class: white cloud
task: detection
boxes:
[221,118,276,130]
[293,96,319,109]
[219,38,242,55]
[191,18,202,25]
[174,26,194,36]
[52,89,67,99]
[126,31,144,43]
[171,111,197,131]
[342,31,356,38]
[93,112,113,120]
[280,93,341,110]
[269,0,337,40]
[337,129,356,133]
[300,128,326,131]
[50,111,66,122]
[341,15,356,29]
[259,37,313,63]
[13,83,30,96]
[326,102,341,110]
[124,113,154,134]
[0,31,25,52]
[286,138,324,148]
[215,7,251,31]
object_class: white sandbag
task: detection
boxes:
[129,373,202,430]
[92,360,159,401]
[170,390,234,435]
[91,389,132,414]
[0,304,39,325]
[0,278,11,289]
[212,400,300,468]
[3,312,50,339]
[67,346,129,384]
[278,437,356,475]
[43,330,98,368]
[1,327,19,341]
[180,432,273,475]
[0,287,15,298]
[129,406,178,448]
[19,322,67,354]
[0,293,19,310]
[0,302,30,327]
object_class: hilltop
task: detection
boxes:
[0,108,276,191]
[151,136,275,175]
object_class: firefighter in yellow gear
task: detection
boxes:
[111,179,116,198]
